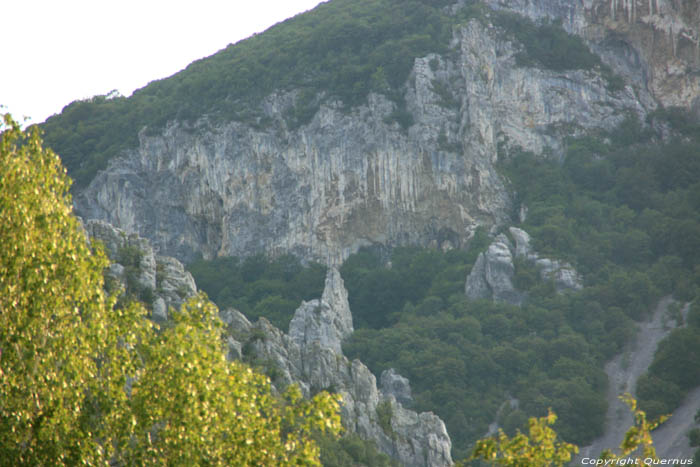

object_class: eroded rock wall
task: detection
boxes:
[483,0,700,109]
[77,16,647,265]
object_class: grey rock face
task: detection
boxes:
[76,16,649,266]
[483,0,700,110]
[465,227,582,303]
[388,397,453,467]
[465,234,525,305]
[230,268,453,467]
[380,369,413,407]
[84,219,197,316]
[288,268,353,354]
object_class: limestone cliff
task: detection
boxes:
[84,219,198,321]
[76,11,649,265]
[483,0,700,110]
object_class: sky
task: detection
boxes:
[1,0,326,126]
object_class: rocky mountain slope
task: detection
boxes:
[88,221,452,466]
[465,227,582,304]
[57,0,700,463]
[68,0,699,266]
[483,0,700,110]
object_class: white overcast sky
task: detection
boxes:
[1,0,326,126]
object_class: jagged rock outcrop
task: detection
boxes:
[288,268,353,354]
[465,234,525,305]
[465,227,582,303]
[222,268,453,467]
[380,368,414,407]
[76,11,650,266]
[483,0,700,110]
[84,219,197,321]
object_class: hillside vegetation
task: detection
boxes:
[34,0,700,460]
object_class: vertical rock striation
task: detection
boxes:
[483,0,700,110]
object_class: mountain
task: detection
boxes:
[41,0,698,265]
[39,0,700,464]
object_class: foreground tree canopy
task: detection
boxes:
[465,395,663,467]
[0,113,341,465]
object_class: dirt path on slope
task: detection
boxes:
[576,297,697,462]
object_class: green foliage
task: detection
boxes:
[187,253,326,330]
[125,296,342,466]
[376,400,395,438]
[503,110,700,428]
[689,428,700,448]
[489,13,623,90]
[115,244,156,306]
[467,409,578,467]
[0,113,148,465]
[466,395,663,467]
[0,113,341,465]
[637,325,700,419]
[317,432,398,467]
[431,79,460,109]
[599,395,667,463]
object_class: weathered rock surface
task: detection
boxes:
[465,227,582,303]
[222,268,453,467]
[84,219,197,320]
[380,368,414,407]
[483,0,700,110]
[288,268,354,354]
[465,234,525,305]
[76,13,650,266]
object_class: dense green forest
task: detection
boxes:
[187,254,327,331]
[502,109,700,423]
[40,0,614,189]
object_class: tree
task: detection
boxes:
[0,113,341,465]
[466,394,665,467]
[125,296,342,466]
[0,113,146,464]
[467,409,578,467]
[599,394,667,463]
